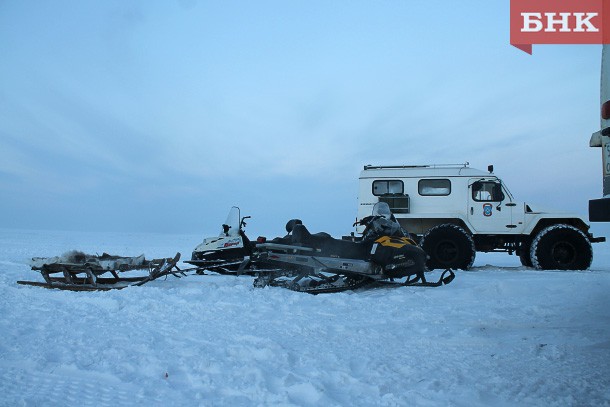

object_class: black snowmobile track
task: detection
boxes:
[254,271,373,294]
[252,269,455,294]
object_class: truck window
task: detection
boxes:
[472,181,504,202]
[418,179,451,196]
[372,180,404,196]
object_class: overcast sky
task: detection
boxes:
[0,1,607,238]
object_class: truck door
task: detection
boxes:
[468,179,517,233]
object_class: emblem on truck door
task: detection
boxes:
[483,203,493,217]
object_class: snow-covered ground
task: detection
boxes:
[1,228,609,406]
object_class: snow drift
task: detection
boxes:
[1,228,609,406]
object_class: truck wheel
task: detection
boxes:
[519,251,533,267]
[530,224,592,270]
[519,240,533,267]
[420,224,476,270]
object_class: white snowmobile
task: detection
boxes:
[252,202,455,294]
[185,206,258,274]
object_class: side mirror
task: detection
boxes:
[487,165,494,174]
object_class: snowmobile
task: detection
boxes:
[185,206,258,274]
[252,202,455,294]
[18,251,183,291]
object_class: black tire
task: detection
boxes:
[420,224,475,270]
[519,240,533,267]
[530,224,592,270]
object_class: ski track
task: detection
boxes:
[0,229,609,406]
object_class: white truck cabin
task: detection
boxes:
[357,163,517,236]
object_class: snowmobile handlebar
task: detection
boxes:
[353,215,383,227]
[240,216,251,229]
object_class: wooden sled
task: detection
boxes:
[18,252,182,291]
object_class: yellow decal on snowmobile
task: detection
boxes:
[374,236,417,248]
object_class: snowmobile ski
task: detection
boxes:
[404,268,455,287]
[190,259,251,275]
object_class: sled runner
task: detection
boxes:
[18,252,183,291]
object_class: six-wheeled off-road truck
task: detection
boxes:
[356,163,605,270]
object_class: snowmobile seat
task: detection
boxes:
[260,219,308,246]
[285,219,303,233]
[291,224,331,246]
[291,224,369,260]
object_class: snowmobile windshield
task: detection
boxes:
[362,201,410,241]
[372,202,392,220]
[221,207,241,237]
